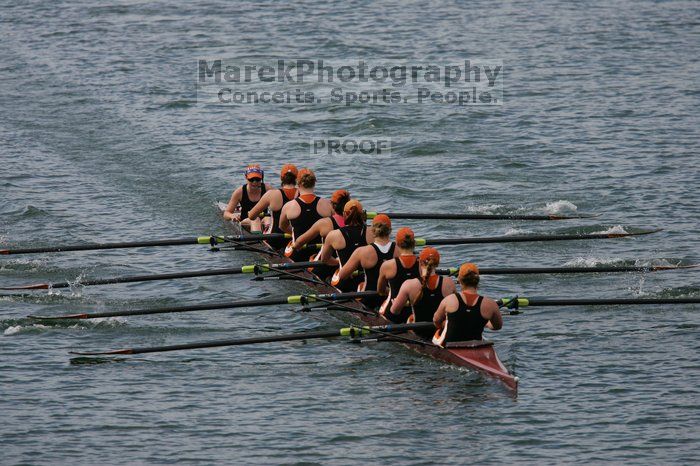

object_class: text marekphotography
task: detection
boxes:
[197,59,503,106]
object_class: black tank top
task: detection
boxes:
[270,188,293,235]
[337,224,367,266]
[411,276,445,339]
[389,256,419,299]
[267,188,294,251]
[444,293,487,342]
[364,242,396,292]
[290,196,322,242]
[240,184,267,221]
[330,216,342,230]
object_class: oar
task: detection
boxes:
[498,296,700,308]
[0,234,289,255]
[0,261,328,291]
[69,322,434,356]
[366,211,597,221]
[28,291,378,320]
[417,229,661,246]
[436,263,698,276]
[13,261,690,292]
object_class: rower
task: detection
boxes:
[223,164,273,228]
[432,263,503,346]
[377,227,420,323]
[288,189,351,280]
[247,164,299,250]
[289,189,351,253]
[279,168,334,261]
[334,214,395,309]
[321,199,373,291]
[389,246,455,339]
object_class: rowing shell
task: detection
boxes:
[217,202,518,392]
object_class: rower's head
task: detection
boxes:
[458,262,480,288]
[343,199,365,225]
[280,164,298,185]
[419,247,440,279]
[330,189,351,215]
[395,227,415,252]
[297,168,316,190]
[371,214,391,239]
[245,164,264,185]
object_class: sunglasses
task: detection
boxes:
[248,177,263,182]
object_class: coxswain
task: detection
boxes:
[279,168,334,261]
[289,189,351,280]
[247,164,299,250]
[432,263,503,346]
[389,246,455,339]
[377,227,420,323]
[321,199,373,292]
[335,214,395,309]
[223,164,273,228]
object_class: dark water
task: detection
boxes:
[1,1,699,464]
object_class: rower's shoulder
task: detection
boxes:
[441,292,460,309]
[442,277,457,293]
[379,257,396,272]
[480,295,500,310]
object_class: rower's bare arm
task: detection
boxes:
[248,191,272,221]
[338,249,361,281]
[224,188,242,221]
[390,282,411,315]
[294,222,321,249]
[279,205,291,232]
[376,261,392,296]
[483,298,503,331]
[443,277,457,296]
[318,198,334,217]
[318,238,335,264]
[433,299,448,328]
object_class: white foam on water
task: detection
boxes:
[4,323,51,336]
[89,317,127,327]
[464,204,506,214]
[504,227,533,236]
[4,325,22,336]
[545,200,578,214]
[564,257,627,267]
[593,225,629,235]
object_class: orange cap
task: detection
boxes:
[458,262,479,278]
[372,214,391,228]
[396,227,414,245]
[280,164,298,178]
[297,167,314,181]
[245,164,264,180]
[419,247,440,265]
[330,189,350,204]
[343,199,363,214]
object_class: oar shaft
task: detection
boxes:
[70,322,434,355]
[7,261,325,291]
[30,291,379,320]
[122,329,346,354]
[369,212,595,220]
[436,264,695,275]
[40,297,293,319]
[0,238,200,255]
[421,230,659,246]
[500,297,700,307]
[0,234,288,255]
